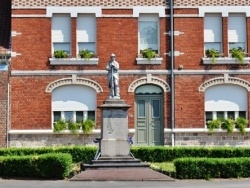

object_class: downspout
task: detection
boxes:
[6,82,10,148]
[170,0,175,146]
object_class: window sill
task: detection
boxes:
[49,58,99,65]
[202,57,250,64]
[136,57,163,65]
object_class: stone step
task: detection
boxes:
[82,162,150,170]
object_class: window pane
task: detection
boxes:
[206,112,213,122]
[78,42,95,52]
[53,42,71,54]
[227,111,235,119]
[64,111,74,122]
[87,111,95,121]
[217,111,224,119]
[152,99,160,117]
[239,111,246,118]
[139,21,158,50]
[138,100,145,117]
[76,111,84,122]
[53,111,61,122]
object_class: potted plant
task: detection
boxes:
[53,119,67,133]
[79,49,96,60]
[141,48,159,60]
[53,50,68,58]
[221,118,235,133]
[235,117,248,134]
[207,119,221,132]
[229,47,245,63]
[81,119,95,135]
[205,48,220,64]
[68,121,81,134]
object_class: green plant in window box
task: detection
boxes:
[235,117,248,134]
[207,119,221,132]
[221,118,235,133]
[68,121,81,134]
[79,49,96,60]
[81,119,95,135]
[53,119,67,133]
[205,48,220,64]
[54,50,69,58]
[140,48,159,61]
[229,47,245,63]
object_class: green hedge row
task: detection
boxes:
[0,153,72,179]
[174,157,250,179]
[0,146,97,163]
[131,146,250,162]
[3,146,250,163]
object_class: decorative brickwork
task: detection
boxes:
[12,0,250,7]
[12,0,168,7]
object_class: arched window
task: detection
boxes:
[52,85,96,123]
[205,84,247,123]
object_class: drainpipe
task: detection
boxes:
[170,0,175,146]
[6,82,10,148]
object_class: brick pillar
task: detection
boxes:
[222,17,228,57]
[71,18,76,57]
[0,71,8,147]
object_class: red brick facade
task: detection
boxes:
[6,1,250,147]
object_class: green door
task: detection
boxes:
[135,95,163,146]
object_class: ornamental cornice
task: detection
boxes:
[45,75,103,93]
[128,74,170,92]
[199,74,250,92]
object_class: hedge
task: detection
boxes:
[0,146,97,163]
[174,157,250,179]
[131,146,250,162]
[0,153,72,179]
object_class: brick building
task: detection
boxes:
[5,0,250,147]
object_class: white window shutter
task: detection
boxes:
[52,85,97,111]
[204,14,222,42]
[52,14,71,42]
[77,14,96,42]
[228,14,246,43]
[205,85,247,111]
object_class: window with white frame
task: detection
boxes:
[52,85,96,124]
[204,13,222,54]
[138,14,159,54]
[228,13,246,52]
[205,84,247,123]
[52,13,71,55]
[77,14,96,56]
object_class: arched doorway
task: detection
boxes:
[135,84,164,146]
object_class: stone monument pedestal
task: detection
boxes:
[99,99,131,157]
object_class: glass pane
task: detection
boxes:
[205,112,213,122]
[217,111,224,119]
[229,42,246,51]
[78,42,95,53]
[64,111,74,122]
[139,21,158,50]
[76,111,84,122]
[87,111,96,121]
[227,111,235,119]
[204,42,222,53]
[239,111,246,118]
[152,100,160,117]
[53,111,61,122]
[53,42,71,54]
[138,100,145,117]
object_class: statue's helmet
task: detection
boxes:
[110,53,116,57]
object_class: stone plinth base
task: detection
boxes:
[99,99,131,158]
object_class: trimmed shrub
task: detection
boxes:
[174,157,250,179]
[0,153,72,179]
